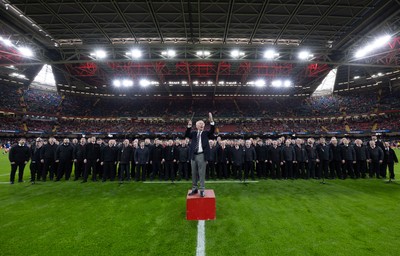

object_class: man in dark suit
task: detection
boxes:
[255,140,268,179]
[82,136,101,183]
[216,140,229,179]
[9,138,30,184]
[281,139,296,179]
[73,138,86,181]
[354,139,368,178]
[163,140,176,182]
[101,139,118,182]
[367,140,384,178]
[55,138,74,181]
[177,140,190,181]
[186,113,215,197]
[30,138,43,184]
[150,139,163,181]
[383,142,398,180]
[118,139,133,182]
[268,140,282,179]
[316,137,330,179]
[244,140,257,180]
[230,140,244,180]
[341,138,356,179]
[40,137,57,181]
[134,141,150,181]
[206,140,217,180]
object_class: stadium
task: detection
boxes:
[0,0,400,255]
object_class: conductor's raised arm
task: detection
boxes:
[185,119,192,138]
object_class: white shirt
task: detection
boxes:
[197,131,203,153]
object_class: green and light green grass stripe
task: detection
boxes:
[1,152,400,256]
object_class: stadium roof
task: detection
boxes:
[0,0,399,97]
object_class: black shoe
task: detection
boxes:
[31,181,35,184]
[188,189,198,196]
[10,181,14,184]
[200,191,205,197]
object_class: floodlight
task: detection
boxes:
[284,80,292,87]
[231,50,244,58]
[113,80,121,87]
[272,80,282,87]
[140,79,150,87]
[91,50,106,59]
[255,79,266,87]
[263,50,278,59]
[122,79,133,87]
[127,49,142,59]
[298,51,312,60]
[18,47,33,57]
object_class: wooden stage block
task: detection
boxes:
[186,189,216,220]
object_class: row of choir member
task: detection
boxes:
[9,135,398,184]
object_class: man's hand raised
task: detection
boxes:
[187,119,192,128]
[209,112,214,123]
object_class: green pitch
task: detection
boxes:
[0,152,399,256]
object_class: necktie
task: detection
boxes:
[194,132,201,152]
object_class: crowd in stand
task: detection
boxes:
[6,135,399,185]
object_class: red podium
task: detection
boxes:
[186,189,216,220]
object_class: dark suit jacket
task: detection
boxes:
[185,123,215,161]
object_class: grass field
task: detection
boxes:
[1,152,400,256]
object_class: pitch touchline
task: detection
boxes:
[143,180,259,184]
[196,220,205,256]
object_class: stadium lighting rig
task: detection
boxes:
[113,79,133,88]
[126,49,142,59]
[354,35,391,59]
[139,79,150,87]
[18,46,34,57]
[272,79,292,88]
[263,49,279,60]
[90,50,107,59]
[196,50,211,57]
[298,51,313,60]
[161,50,176,58]
[231,49,245,58]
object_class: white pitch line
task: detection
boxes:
[0,174,10,176]
[196,220,206,256]
[142,180,259,184]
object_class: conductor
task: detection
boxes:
[186,113,215,197]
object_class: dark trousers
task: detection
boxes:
[234,164,243,180]
[151,161,162,180]
[355,160,367,178]
[369,161,381,178]
[380,162,387,178]
[136,164,146,181]
[271,161,281,179]
[74,160,84,180]
[343,160,355,178]
[30,162,42,182]
[57,161,72,181]
[164,161,175,181]
[295,162,306,179]
[256,161,266,178]
[42,159,56,181]
[307,161,316,179]
[218,162,228,179]
[318,160,329,179]
[119,163,130,181]
[10,162,25,183]
[284,161,294,179]
[103,162,116,181]
[244,161,255,180]
[206,162,216,179]
[178,162,189,180]
[83,159,97,181]
[386,162,395,179]
[331,160,342,178]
